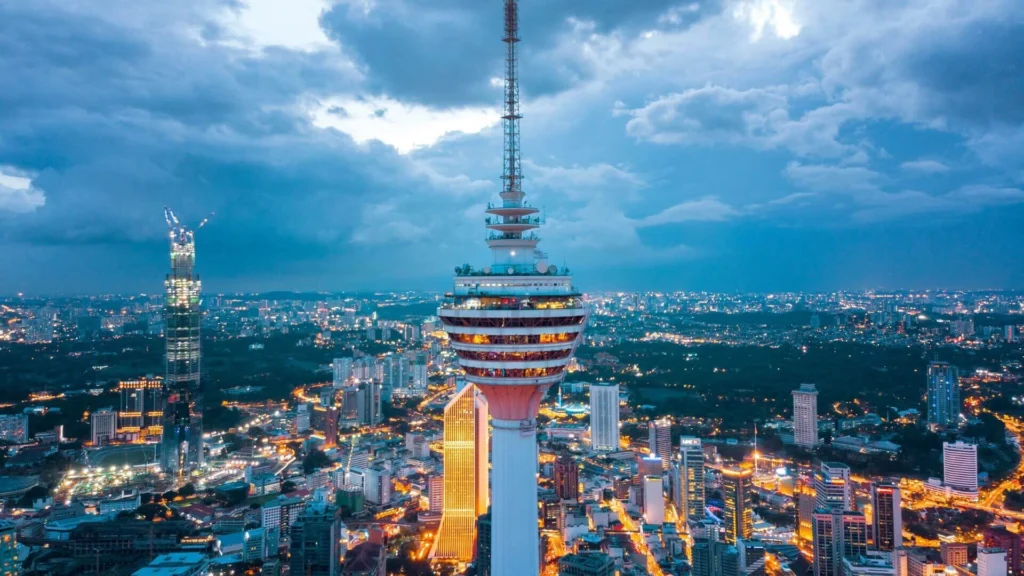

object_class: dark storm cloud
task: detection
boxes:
[319,0,692,106]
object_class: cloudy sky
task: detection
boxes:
[2,0,1023,294]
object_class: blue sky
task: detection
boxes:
[1,0,1023,294]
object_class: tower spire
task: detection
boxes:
[501,0,522,207]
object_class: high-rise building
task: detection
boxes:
[723,467,753,544]
[943,441,978,496]
[839,512,869,562]
[644,475,665,525]
[476,511,492,576]
[691,538,716,576]
[0,414,29,444]
[558,553,615,576]
[984,527,1022,576]
[363,465,391,506]
[926,361,960,428]
[432,385,489,562]
[554,454,579,502]
[590,382,620,452]
[428,475,444,514]
[0,521,18,576]
[979,549,1009,576]
[411,353,428,390]
[380,354,409,402]
[940,543,969,567]
[333,358,353,388]
[91,407,117,446]
[356,381,382,426]
[813,511,837,576]
[160,209,204,477]
[870,483,902,552]
[673,436,706,520]
[815,462,852,512]
[118,378,164,440]
[437,2,586,571]
[797,480,816,543]
[289,498,345,576]
[793,383,819,448]
[649,418,672,470]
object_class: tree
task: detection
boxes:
[162,490,179,501]
[281,480,297,494]
[179,483,196,498]
[303,449,331,474]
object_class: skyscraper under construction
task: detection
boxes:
[160,208,205,477]
[438,1,586,573]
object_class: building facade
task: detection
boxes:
[649,418,672,470]
[793,383,819,448]
[723,467,753,544]
[432,384,489,562]
[870,483,902,552]
[943,441,978,496]
[589,382,620,452]
[926,361,960,428]
[160,212,204,477]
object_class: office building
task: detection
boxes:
[940,543,968,567]
[979,549,1009,576]
[673,436,706,520]
[840,512,869,561]
[870,483,902,552]
[160,210,204,477]
[926,361,960,428]
[649,418,672,470]
[723,467,753,544]
[432,385,489,561]
[644,475,665,525]
[0,521,18,576]
[719,543,741,576]
[943,441,978,496]
[289,499,345,576]
[793,383,820,448]
[815,462,852,512]
[91,407,117,446]
[295,403,310,434]
[558,553,615,576]
[813,511,837,576]
[984,527,1022,576]
[554,454,579,502]
[412,353,428,389]
[0,415,28,444]
[118,378,163,439]
[476,511,491,576]
[590,382,620,452]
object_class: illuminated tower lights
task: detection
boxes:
[160,208,209,477]
[437,1,586,573]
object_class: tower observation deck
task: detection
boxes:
[438,2,586,574]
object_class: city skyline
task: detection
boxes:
[2,1,1024,294]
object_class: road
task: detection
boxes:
[607,497,666,576]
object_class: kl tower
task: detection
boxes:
[439,1,587,574]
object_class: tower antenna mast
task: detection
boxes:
[501,0,523,210]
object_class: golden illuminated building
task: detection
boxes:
[118,378,164,440]
[723,467,753,544]
[431,384,489,562]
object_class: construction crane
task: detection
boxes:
[164,206,213,243]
